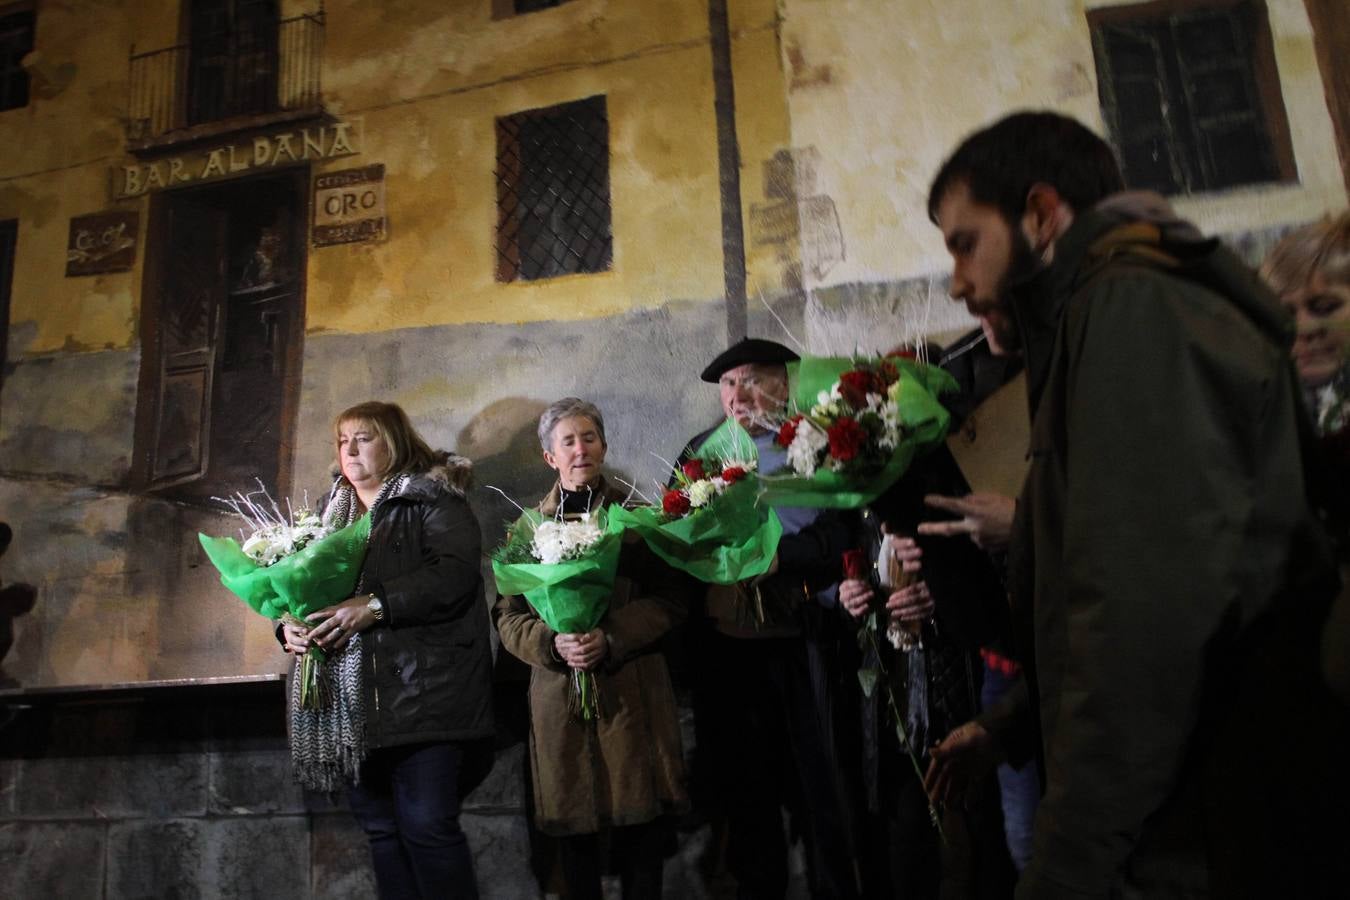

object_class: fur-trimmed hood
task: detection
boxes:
[418,451,474,498]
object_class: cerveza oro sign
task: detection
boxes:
[112,120,362,199]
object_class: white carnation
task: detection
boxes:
[687,480,717,508]
[531,515,604,565]
[786,418,828,477]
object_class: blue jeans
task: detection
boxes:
[349,741,479,900]
[980,664,1040,873]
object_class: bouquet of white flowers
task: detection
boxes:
[240,508,329,567]
[199,482,370,709]
[492,505,623,720]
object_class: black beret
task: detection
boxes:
[699,338,801,383]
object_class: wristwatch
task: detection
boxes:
[366,593,385,622]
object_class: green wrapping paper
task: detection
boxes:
[492,508,624,721]
[198,513,372,620]
[758,356,959,509]
[692,415,760,464]
[491,509,623,634]
[610,417,780,583]
[610,479,782,584]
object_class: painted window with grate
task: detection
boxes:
[186,0,280,126]
[1089,0,1295,195]
[0,5,34,112]
[496,95,613,282]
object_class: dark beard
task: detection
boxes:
[988,229,1045,355]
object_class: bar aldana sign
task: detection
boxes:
[113,120,362,199]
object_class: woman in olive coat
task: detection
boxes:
[493,397,688,900]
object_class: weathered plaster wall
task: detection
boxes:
[776,0,1349,293]
[0,480,286,687]
[307,41,725,331]
[0,348,139,483]
[1,0,750,691]
[294,301,727,540]
[2,0,142,357]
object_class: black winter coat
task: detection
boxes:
[355,463,495,749]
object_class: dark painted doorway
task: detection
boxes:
[134,169,307,505]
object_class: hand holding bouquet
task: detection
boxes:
[198,484,370,709]
[492,506,623,720]
[842,546,945,841]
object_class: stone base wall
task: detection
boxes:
[0,681,537,899]
[0,682,807,898]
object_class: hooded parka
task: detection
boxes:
[988,193,1349,898]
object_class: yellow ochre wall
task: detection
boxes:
[776,0,1348,291]
[0,0,796,355]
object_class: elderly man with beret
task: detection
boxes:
[677,337,858,900]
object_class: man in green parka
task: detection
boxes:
[919,111,1349,898]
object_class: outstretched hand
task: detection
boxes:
[917,493,1015,550]
[924,720,1002,807]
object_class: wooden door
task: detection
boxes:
[146,196,228,489]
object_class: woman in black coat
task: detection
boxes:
[280,400,494,899]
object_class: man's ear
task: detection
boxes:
[1021,182,1071,257]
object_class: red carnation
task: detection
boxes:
[841,548,868,581]
[827,416,866,462]
[681,459,706,482]
[720,466,747,484]
[838,370,871,408]
[662,489,691,517]
[776,414,803,448]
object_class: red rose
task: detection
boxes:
[838,370,872,408]
[776,414,803,448]
[877,359,900,386]
[720,466,746,484]
[662,489,691,517]
[827,416,866,462]
[681,459,706,481]
[841,548,868,581]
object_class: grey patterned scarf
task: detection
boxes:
[288,474,409,791]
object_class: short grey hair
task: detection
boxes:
[538,397,607,451]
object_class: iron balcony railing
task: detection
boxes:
[127,8,324,144]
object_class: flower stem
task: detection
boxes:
[865,611,946,844]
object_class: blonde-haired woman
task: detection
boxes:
[1263,212,1350,424]
[280,400,493,899]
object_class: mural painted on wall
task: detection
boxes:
[313,164,387,246]
[136,170,307,507]
[750,147,845,292]
[113,120,362,199]
[65,210,139,277]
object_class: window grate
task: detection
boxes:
[496,95,613,282]
[187,0,281,126]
